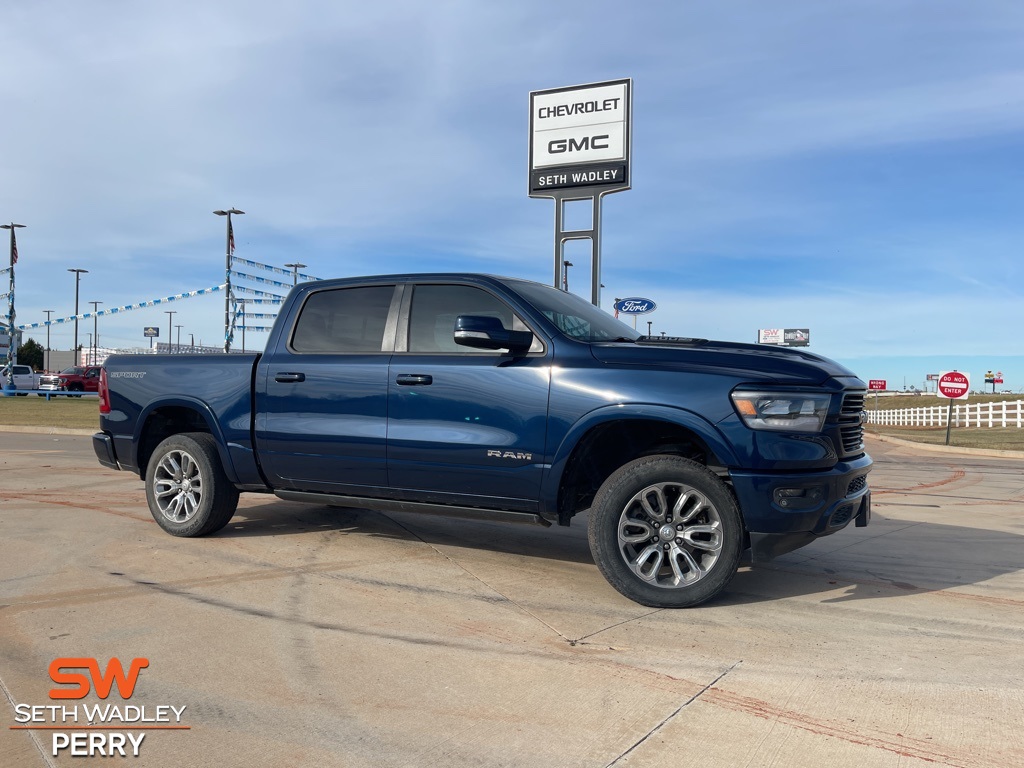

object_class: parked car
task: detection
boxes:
[94,273,872,608]
[39,365,103,396]
[1,364,43,394]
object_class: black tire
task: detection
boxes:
[68,385,83,398]
[145,432,240,537]
[588,455,743,608]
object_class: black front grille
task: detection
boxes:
[847,475,867,496]
[838,392,866,456]
[829,505,854,527]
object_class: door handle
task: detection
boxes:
[275,372,306,383]
[396,374,432,386]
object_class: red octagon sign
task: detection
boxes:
[937,370,970,400]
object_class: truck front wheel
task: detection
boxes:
[588,455,743,608]
[145,433,240,537]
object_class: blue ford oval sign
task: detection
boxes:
[614,297,656,315]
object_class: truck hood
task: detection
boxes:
[590,337,861,387]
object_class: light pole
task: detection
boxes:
[175,324,183,354]
[647,321,652,336]
[563,260,573,292]
[189,333,195,350]
[214,208,244,353]
[2,223,25,381]
[68,268,88,363]
[284,262,306,286]
[165,310,176,354]
[89,301,103,365]
[44,310,54,371]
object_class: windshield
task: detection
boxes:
[60,367,84,375]
[507,279,642,343]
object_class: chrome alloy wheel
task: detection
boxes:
[152,449,205,524]
[616,482,723,588]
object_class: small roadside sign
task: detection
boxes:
[936,370,970,400]
[936,370,970,446]
[868,380,886,391]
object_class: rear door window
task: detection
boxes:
[291,286,395,353]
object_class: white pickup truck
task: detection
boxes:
[1,364,43,393]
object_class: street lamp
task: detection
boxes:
[214,208,244,353]
[165,310,176,353]
[647,321,652,336]
[89,301,103,365]
[0,224,21,378]
[189,333,195,350]
[175,324,183,354]
[563,260,573,292]
[44,310,54,372]
[68,268,88,363]
[284,262,307,286]
[1,223,25,382]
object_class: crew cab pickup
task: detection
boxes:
[93,274,871,607]
[39,365,103,395]
[1,364,42,393]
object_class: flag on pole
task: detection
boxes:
[11,230,18,265]
[228,219,235,255]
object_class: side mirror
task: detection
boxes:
[454,315,533,354]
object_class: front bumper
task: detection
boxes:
[730,453,872,561]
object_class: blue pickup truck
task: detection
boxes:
[94,273,871,607]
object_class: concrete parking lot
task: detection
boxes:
[1,432,1022,767]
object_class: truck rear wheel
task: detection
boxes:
[145,433,239,537]
[587,455,743,608]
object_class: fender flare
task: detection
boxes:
[133,397,240,484]
[540,403,740,513]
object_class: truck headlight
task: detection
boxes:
[730,391,831,432]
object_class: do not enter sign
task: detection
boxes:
[937,370,970,400]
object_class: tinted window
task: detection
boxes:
[291,286,394,353]
[408,285,537,354]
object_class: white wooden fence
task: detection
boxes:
[868,400,1024,428]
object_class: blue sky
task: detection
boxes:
[2,1,1022,392]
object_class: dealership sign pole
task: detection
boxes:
[529,79,631,307]
[936,370,970,445]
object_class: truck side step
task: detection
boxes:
[274,490,552,527]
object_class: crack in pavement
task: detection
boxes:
[604,660,743,767]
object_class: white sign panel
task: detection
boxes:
[936,370,970,400]
[758,329,783,345]
[529,79,631,195]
